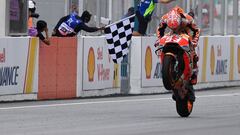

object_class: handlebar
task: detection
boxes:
[155,46,163,56]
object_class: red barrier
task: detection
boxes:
[38,37,77,100]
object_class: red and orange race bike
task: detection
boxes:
[155,33,194,117]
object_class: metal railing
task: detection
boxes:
[81,0,239,36]
[4,0,239,36]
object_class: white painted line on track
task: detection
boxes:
[0,93,240,110]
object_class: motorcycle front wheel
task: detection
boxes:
[162,55,176,90]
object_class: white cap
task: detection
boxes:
[28,0,35,9]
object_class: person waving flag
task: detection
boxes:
[104,14,135,64]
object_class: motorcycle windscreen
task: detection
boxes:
[160,34,190,51]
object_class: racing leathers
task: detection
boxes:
[157,9,201,85]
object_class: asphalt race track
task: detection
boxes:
[0,87,240,135]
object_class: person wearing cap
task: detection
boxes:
[28,0,39,28]
[52,10,104,37]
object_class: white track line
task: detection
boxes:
[0,93,240,110]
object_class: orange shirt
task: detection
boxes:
[28,17,33,28]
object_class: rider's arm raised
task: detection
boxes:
[187,18,201,47]
[157,15,168,38]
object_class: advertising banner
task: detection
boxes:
[0,38,33,95]
[233,37,240,80]
[204,37,230,82]
[141,37,163,87]
[24,37,38,93]
[82,37,115,90]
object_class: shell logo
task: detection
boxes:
[145,46,152,79]
[87,47,95,82]
[210,45,215,75]
[238,45,240,73]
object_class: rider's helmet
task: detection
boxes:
[172,6,184,15]
[166,10,181,30]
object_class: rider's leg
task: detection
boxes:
[172,93,176,101]
[190,53,198,85]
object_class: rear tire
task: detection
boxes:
[176,99,193,117]
[162,55,176,90]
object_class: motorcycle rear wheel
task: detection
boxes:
[176,99,193,117]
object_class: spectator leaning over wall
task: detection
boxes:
[36,20,50,45]
[133,0,175,36]
[52,10,104,37]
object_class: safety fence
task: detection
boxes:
[0,36,240,100]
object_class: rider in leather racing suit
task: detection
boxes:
[156,6,201,102]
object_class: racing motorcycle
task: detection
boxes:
[155,33,194,117]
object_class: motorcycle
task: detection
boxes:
[155,33,194,117]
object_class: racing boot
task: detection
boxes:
[190,73,197,85]
[190,55,199,85]
[172,93,176,101]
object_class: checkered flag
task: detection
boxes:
[104,15,135,63]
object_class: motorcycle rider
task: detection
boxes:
[156,6,200,102]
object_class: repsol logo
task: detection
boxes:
[0,66,19,86]
[0,48,6,63]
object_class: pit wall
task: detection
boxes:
[0,36,239,101]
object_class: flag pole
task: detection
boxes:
[105,14,135,28]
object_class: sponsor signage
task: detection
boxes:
[205,37,230,82]
[233,37,240,80]
[0,38,30,95]
[141,37,163,87]
[83,37,114,90]
[0,47,19,87]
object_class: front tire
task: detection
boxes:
[162,55,176,90]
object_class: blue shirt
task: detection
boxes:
[66,13,82,29]
[138,0,159,17]
[58,13,82,36]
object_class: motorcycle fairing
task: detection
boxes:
[159,33,190,52]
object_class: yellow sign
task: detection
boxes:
[145,46,152,79]
[113,64,119,87]
[24,38,38,94]
[238,45,240,73]
[87,47,95,82]
[210,45,215,75]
